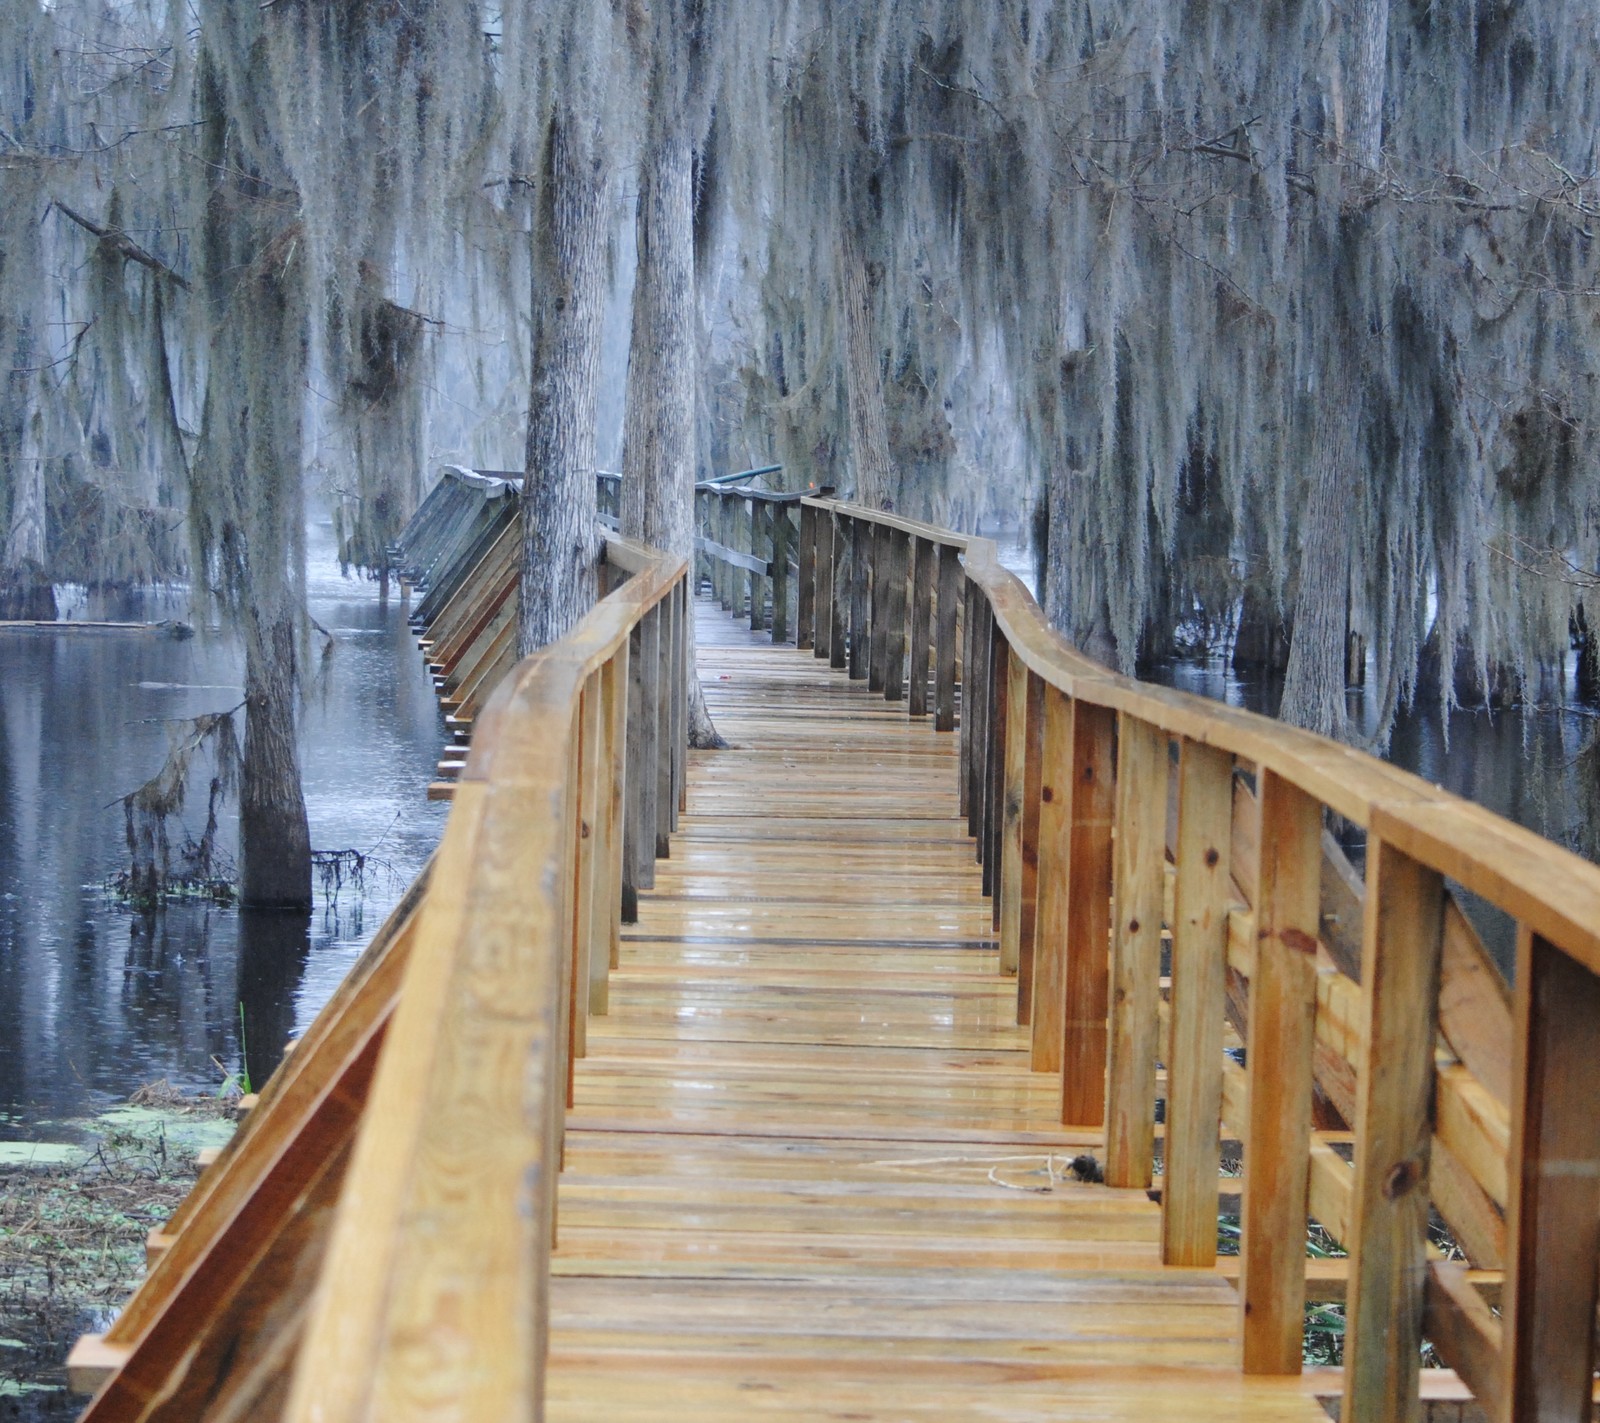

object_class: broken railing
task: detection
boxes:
[782,496,1594,1423]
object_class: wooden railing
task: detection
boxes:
[71,529,689,1421]
[790,496,1600,1423]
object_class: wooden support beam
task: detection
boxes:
[1500,925,1600,1423]
[848,517,870,681]
[1240,769,1321,1375]
[1060,700,1115,1127]
[1341,837,1446,1423]
[881,527,909,701]
[828,512,849,671]
[1162,738,1233,1266]
[1104,714,1169,1188]
[908,536,934,717]
[796,502,817,649]
[1032,686,1073,1074]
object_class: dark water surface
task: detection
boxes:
[0,520,448,1144]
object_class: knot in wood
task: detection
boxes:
[1279,927,1319,954]
[1382,1158,1422,1200]
[1204,847,1220,867]
[1041,786,1055,803]
[1127,918,1140,935]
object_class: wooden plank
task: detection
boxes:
[1104,714,1168,1188]
[1421,1261,1502,1420]
[1239,769,1321,1375]
[1162,739,1233,1267]
[1031,686,1074,1075]
[908,536,934,718]
[1341,837,1446,1423]
[1060,700,1115,1128]
[1500,925,1600,1423]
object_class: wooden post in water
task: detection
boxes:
[1059,701,1114,1127]
[1499,925,1600,1423]
[1161,738,1232,1265]
[1104,713,1168,1188]
[907,537,934,716]
[1240,769,1321,1374]
[1340,836,1445,1423]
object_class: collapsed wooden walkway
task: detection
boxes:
[545,604,1329,1420]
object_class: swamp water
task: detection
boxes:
[0,518,448,1411]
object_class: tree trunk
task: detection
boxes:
[1280,357,1360,737]
[520,111,609,655]
[2,384,56,621]
[621,130,723,747]
[836,222,895,510]
[239,613,312,908]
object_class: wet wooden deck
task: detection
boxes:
[544,603,1333,1422]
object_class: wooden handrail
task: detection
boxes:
[788,495,1600,1423]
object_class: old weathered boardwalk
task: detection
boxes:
[546,605,1326,1421]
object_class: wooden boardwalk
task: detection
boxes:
[545,603,1331,1421]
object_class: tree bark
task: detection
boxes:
[520,111,610,655]
[1,405,56,621]
[836,221,895,510]
[239,613,312,907]
[621,130,723,747]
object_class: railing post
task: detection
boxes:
[881,527,909,700]
[561,706,583,1116]
[569,675,603,1069]
[908,536,934,717]
[1341,836,1445,1423]
[1240,768,1321,1374]
[747,498,765,632]
[655,593,675,857]
[814,507,835,662]
[829,511,848,671]
[1161,738,1232,1266]
[671,578,687,821]
[1059,700,1114,1127]
[1032,685,1073,1073]
[982,614,1006,910]
[963,591,989,837]
[868,523,891,693]
[848,517,870,681]
[621,618,646,922]
[716,495,733,612]
[635,605,661,889]
[1500,925,1600,1423]
[1012,670,1044,1023]
[1104,713,1168,1188]
[771,506,791,643]
[797,503,817,649]
[591,642,628,1013]
[934,544,959,732]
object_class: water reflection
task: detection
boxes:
[0,517,447,1140]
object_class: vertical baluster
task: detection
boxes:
[655,593,674,857]
[1032,685,1073,1073]
[1240,769,1321,1374]
[1060,701,1115,1127]
[621,618,646,922]
[570,674,603,1063]
[1104,714,1168,1187]
[1500,924,1600,1422]
[935,543,959,733]
[816,507,836,662]
[829,511,849,670]
[999,649,1034,977]
[591,642,628,1012]
[797,502,817,649]
[868,523,891,692]
[849,518,871,681]
[982,615,1006,908]
[563,702,584,1111]
[1161,739,1232,1265]
[1012,670,1044,1023]
[671,579,686,821]
[908,537,934,716]
[881,528,909,701]
[635,605,661,890]
[748,499,765,631]
[966,597,991,842]
[1341,836,1446,1422]
[771,506,791,643]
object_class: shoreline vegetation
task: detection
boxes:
[0,1084,238,1414]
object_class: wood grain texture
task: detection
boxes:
[1104,715,1169,1188]
[1501,925,1600,1423]
[1032,686,1074,1075]
[1341,838,1445,1423]
[1240,770,1321,1375]
[1162,739,1233,1266]
[1061,701,1115,1128]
